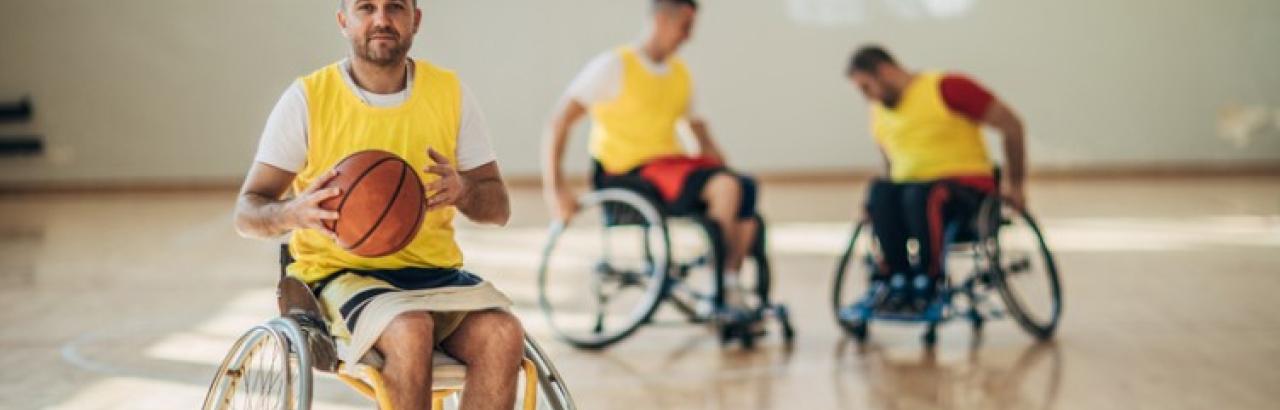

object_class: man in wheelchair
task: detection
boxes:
[844,45,1028,317]
[232,0,525,408]
[542,0,762,313]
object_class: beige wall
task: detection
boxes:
[2,0,1278,186]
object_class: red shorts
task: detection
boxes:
[637,155,724,202]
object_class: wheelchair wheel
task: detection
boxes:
[977,198,1063,340]
[666,214,782,345]
[660,215,721,322]
[524,337,578,410]
[832,220,877,339]
[538,188,671,349]
[204,317,313,410]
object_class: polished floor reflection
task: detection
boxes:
[1,176,1277,409]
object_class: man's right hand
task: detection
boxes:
[547,185,579,223]
[282,170,342,240]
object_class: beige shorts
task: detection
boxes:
[316,271,513,366]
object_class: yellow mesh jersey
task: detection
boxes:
[287,59,463,284]
[871,71,993,182]
[589,46,692,174]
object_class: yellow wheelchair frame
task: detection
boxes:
[202,266,574,410]
[334,352,539,409]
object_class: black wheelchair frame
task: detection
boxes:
[538,173,794,349]
[831,171,1063,346]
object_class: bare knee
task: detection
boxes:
[379,311,436,357]
[472,313,526,368]
[702,173,742,214]
[489,314,526,366]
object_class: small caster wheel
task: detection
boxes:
[848,321,869,342]
[719,325,734,346]
[777,307,796,343]
[740,325,756,349]
[922,325,938,346]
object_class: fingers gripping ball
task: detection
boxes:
[317,150,426,257]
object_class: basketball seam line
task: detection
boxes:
[348,162,409,252]
[389,176,426,253]
[332,155,397,238]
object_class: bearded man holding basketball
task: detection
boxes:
[233,0,524,408]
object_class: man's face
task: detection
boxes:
[654,6,697,53]
[849,69,901,108]
[338,0,420,66]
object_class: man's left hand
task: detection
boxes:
[425,148,467,211]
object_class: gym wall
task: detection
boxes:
[1,0,1277,187]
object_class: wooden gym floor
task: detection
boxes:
[1,176,1277,409]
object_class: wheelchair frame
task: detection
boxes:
[201,246,577,410]
[537,179,794,350]
[832,177,1062,346]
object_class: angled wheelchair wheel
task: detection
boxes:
[204,317,313,410]
[538,188,671,349]
[524,337,578,410]
[665,214,784,347]
[977,198,1063,340]
[663,214,725,322]
[832,220,878,339]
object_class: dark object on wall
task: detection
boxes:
[0,97,33,123]
[0,136,44,157]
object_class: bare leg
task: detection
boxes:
[702,173,747,272]
[440,310,526,410]
[732,217,759,272]
[374,311,435,410]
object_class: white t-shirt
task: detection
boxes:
[564,48,698,118]
[254,59,497,173]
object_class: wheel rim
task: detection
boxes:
[524,337,577,410]
[983,201,1062,336]
[207,325,294,410]
[538,189,670,347]
[832,221,876,328]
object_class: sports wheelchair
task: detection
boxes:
[832,172,1062,346]
[202,245,576,410]
[537,171,794,349]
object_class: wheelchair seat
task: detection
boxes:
[348,349,468,391]
[591,170,690,228]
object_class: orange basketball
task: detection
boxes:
[317,150,425,257]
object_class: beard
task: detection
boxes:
[881,90,902,109]
[354,29,411,67]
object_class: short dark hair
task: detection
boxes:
[653,0,698,11]
[847,45,896,75]
[339,0,416,10]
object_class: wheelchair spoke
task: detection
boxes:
[615,269,652,288]
[668,281,711,307]
[1003,252,1033,275]
[220,327,289,410]
[586,262,658,335]
[592,304,607,334]
[675,254,711,276]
